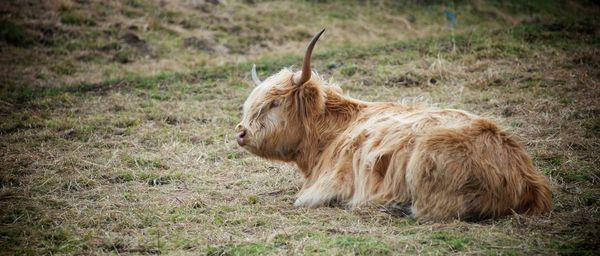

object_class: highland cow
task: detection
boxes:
[235,29,552,221]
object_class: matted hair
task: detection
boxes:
[235,29,551,221]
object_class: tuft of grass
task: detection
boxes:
[340,64,358,77]
[537,156,596,184]
[584,118,600,137]
[0,19,33,47]
[60,11,96,26]
[112,171,135,183]
[122,155,169,169]
[431,231,472,252]
[205,242,274,255]
[246,195,258,204]
[334,235,392,255]
[226,243,274,255]
[113,116,141,128]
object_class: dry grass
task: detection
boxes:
[1,0,599,255]
[0,0,536,89]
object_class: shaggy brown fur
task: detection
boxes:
[236,33,552,222]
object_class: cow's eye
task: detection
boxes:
[270,100,279,109]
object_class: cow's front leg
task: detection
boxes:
[294,171,347,208]
[294,184,336,208]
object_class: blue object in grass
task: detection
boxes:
[444,9,457,28]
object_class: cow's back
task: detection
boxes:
[318,103,550,221]
[324,104,478,206]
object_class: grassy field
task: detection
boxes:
[1,0,599,255]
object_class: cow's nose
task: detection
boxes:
[236,129,247,146]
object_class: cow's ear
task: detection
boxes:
[292,29,325,87]
[293,83,325,121]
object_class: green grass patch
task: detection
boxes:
[334,235,392,255]
[139,171,191,186]
[229,243,273,255]
[584,118,600,137]
[122,155,169,169]
[60,11,97,26]
[112,115,141,128]
[271,231,393,255]
[203,242,274,256]
[112,170,135,183]
[537,156,596,183]
[430,231,472,252]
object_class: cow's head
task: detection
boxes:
[236,29,327,161]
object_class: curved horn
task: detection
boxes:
[251,64,261,86]
[293,28,325,86]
